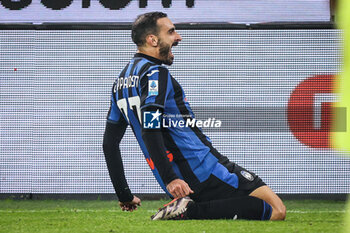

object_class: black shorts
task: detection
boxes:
[190,163,266,203]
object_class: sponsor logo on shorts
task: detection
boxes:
[240,171,254,181]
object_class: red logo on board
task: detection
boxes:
[287,75,335,148]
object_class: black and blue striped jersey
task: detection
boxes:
[107,53,238,196]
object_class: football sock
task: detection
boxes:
[186,196,272,220]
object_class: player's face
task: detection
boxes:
[156,17,182,65]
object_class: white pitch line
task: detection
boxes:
[287,210,346,214]
[0,209,120,213]
[0,210,346,214]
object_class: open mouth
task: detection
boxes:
[170,42,178,57]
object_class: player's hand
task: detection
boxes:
[166,179,194,199]
[119,195,141,212]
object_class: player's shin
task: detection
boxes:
[186,196,272,220]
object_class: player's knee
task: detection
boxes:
[272,203,286,220]
[278,204,286,220]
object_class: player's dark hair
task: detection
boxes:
[132,12,168,47]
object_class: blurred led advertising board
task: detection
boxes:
[0,0,330,23]
[1,29,349,195]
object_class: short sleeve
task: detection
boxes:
[140,66,172,110]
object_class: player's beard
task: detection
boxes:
[159,40,177,65]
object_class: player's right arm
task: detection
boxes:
[140,66,193,198]
[141,107,193,199]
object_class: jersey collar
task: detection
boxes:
[134,53,163,65]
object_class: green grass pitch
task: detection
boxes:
[0,199,347,233]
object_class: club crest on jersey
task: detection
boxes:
[240,171,254,181]
[148,80,158,96]
[143,110,161,129]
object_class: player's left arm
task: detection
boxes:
[119,195,141,212]
[103,118,141,211]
